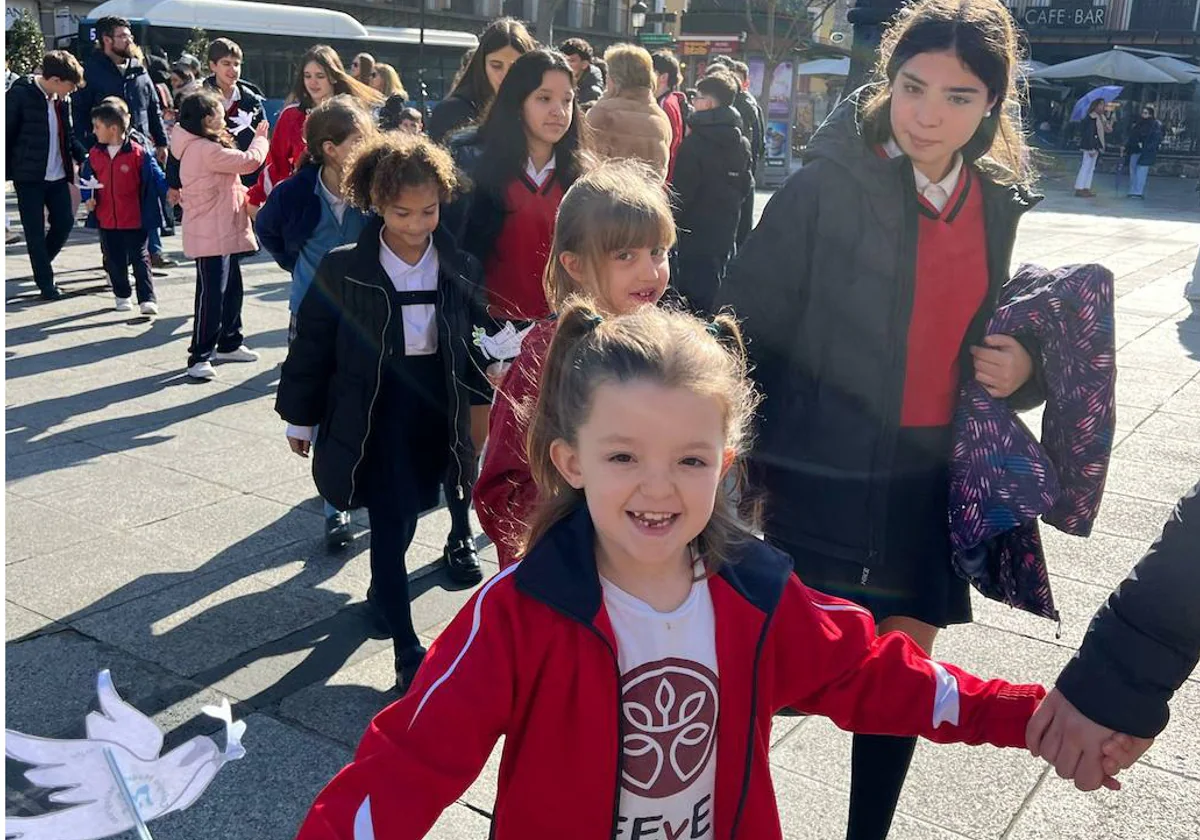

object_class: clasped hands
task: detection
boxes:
[1026,689,1154,791]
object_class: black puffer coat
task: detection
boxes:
[718,94,1043,569]
[275,218,491,511]
[672,105,753,257]
[5,76,86,184]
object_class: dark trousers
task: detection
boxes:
[675,250,730,317]
[443,474,474,545]
[366,493,423,659]
[189,255,245,365]
[99,228,156,303]
[735,182,756,248]
[14,178,74,294]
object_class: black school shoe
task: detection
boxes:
[395,645,428,695]
[39,284,64,301]
[325,511,352,552]
[444,537,483,585]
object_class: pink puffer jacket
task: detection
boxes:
[170,126,268,258]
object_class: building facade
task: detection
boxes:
[1010,0,1200,63]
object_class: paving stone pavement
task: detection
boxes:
[6,173,1200,839]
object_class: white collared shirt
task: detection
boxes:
[221,82,241,112]
[316,168,348,224]
[525,153,556,188]
[883,138,963,214]
[379,230,439,355]
[36,78,66,182]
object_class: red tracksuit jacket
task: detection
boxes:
[294,506,1045,840]
[248,103,305,206]
[473,318,557,568]
[86,140,152,230]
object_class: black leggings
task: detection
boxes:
[847,733,918,840]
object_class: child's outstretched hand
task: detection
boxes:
[85,198,96,212]
[254,119,270,139]
[1026,689,1124,792]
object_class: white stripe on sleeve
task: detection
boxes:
[410,563,521,728]
[928,660,961,728]
[353,796,374,840]
[812,601,873,617]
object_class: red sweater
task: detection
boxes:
[484,175,562,320]
[247,103,306,206]
[900,167,989,427]
[659,90,686,184]
[294,507,1045,840]
[474,319,557,567]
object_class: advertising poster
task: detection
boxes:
[748,60,794,161]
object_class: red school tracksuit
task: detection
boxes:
[294,506,1045,840]
[247,102,306,207]
[81,137,169,304]
[473,318,557,567]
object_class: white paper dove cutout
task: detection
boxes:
[5,670,247,840]
[473,320,534,362]
[78,176,104,190]
[228,110,256,136]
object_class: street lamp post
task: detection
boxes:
[631,1,648,37]
[418,0,427,115]
[845,0,901,91]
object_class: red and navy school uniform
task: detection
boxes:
[791,148,990,629]
[483,170,564,321]
[293,504,1046,840]
[81,138,170,303]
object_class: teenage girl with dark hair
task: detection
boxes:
[427,17,535,144]
[247,45,381,209]
[276,132,491,693]
[720,0,1045,837]
[446,48,590,323]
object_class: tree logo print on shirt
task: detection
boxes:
[620,658,719,798]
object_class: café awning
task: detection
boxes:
[1032,49,1177,84]
[1147,56,1200,84]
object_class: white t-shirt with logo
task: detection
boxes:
[600,575,719,840]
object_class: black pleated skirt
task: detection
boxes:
[779,425,972,628]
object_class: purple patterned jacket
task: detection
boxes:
[949,263,1116,621]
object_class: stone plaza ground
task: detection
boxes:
[5,173,1200,839]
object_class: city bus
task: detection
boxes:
[76,0,477,119]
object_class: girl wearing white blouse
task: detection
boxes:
[275,133,492,694]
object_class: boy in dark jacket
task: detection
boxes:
[165,38,267,194]
[5,50,87,300]
[81,101,170,314]
[671,70,753,317]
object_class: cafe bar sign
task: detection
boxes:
[1018,1,1106,28]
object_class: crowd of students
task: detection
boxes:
[7,3,1199,839]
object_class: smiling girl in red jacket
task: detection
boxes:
[247,45,379,210]
[294,300,1047,840]
[474,158,676,568]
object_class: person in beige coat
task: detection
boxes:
[585,44,671,181]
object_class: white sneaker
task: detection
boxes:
[114,296,133,312]
[139,300,159,316]
[212,345,259,363]
[187,361,216,380]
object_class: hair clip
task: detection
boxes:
[705,321,721,338]
[586,313,604,327]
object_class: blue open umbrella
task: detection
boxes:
[1071,85,1123,121]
